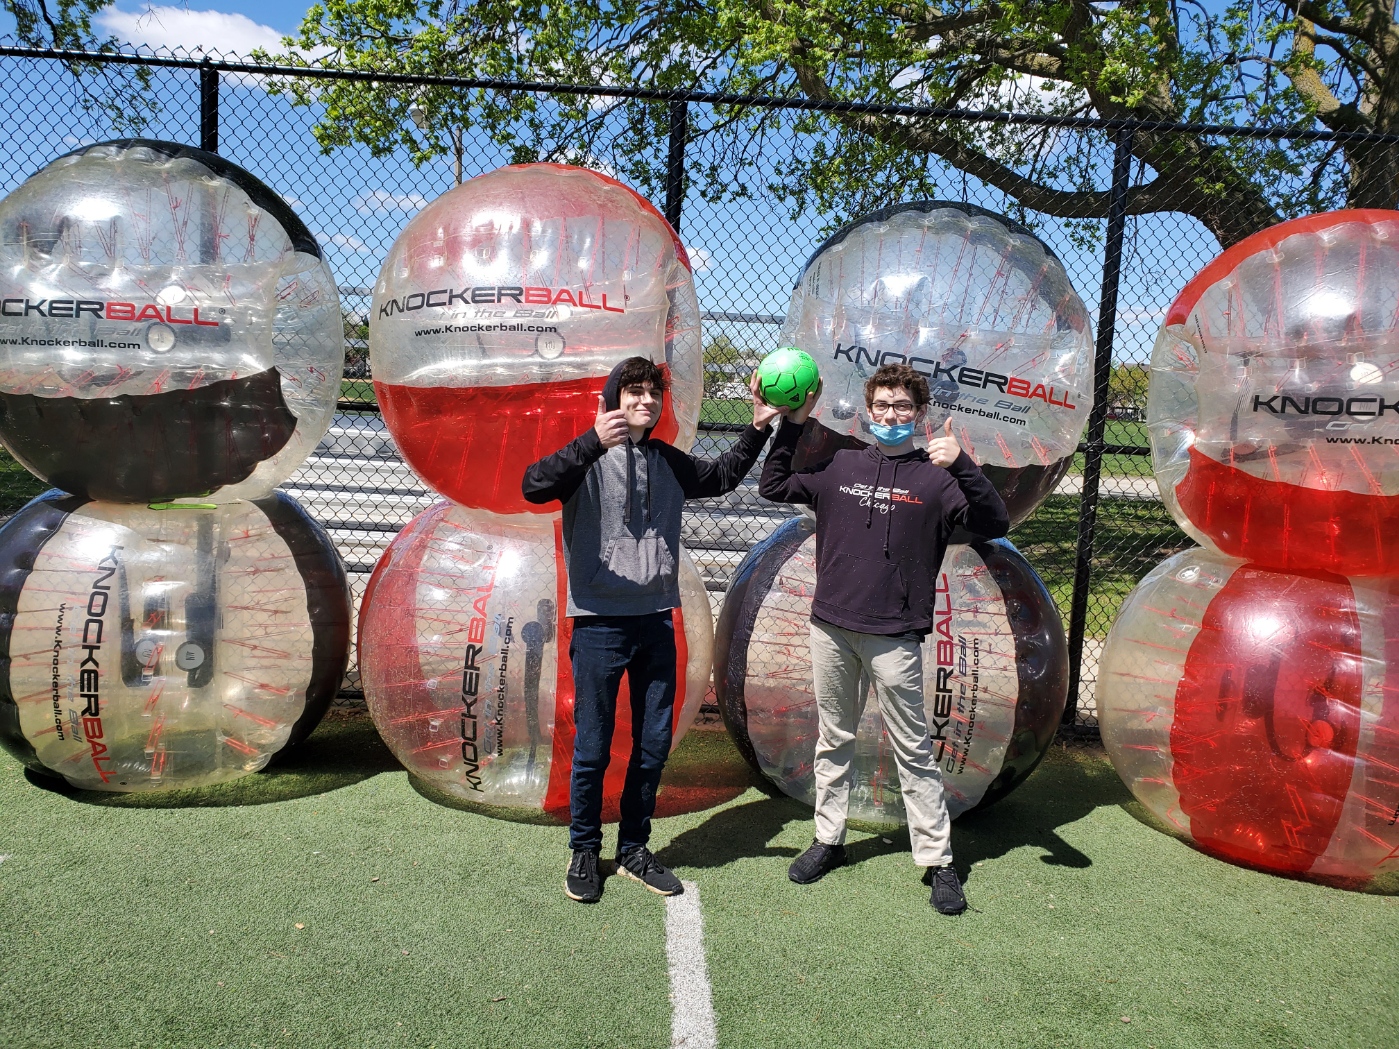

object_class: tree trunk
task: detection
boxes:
[1345,140,1399,208]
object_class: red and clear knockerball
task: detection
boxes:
[714,516,1068,826]
[357,502,713,816]
[0,491,351,792]
[370,164,702,516]
[1151,209,1399,574]
[1097,547,1399,889]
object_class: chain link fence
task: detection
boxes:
[1,43,1368,733]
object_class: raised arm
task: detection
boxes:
[521,429,606,505]
[521,394,626,505]
[927,418,1009,538]
[758,418,822,505]
[758,376,823,505]
[655,423,771,500]
[944,451,1010,538]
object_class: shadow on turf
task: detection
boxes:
[23,712,403,809]
[656,789,812,869]
[947,745,1133,886]
[655,744,1135,884]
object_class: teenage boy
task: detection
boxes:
[523,357,780,903]
[757,363,1009,915]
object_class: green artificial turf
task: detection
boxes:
[2,714,1394,1049]
[1012,494,1192,637]
[340,378,377,405]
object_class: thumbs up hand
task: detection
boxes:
[594,394,630,448]
[927,417,961,467]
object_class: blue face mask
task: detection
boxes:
[868,420,916,446]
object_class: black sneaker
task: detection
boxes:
[564,849,602,903]
[929,864,967,915]
[615,846,683,896]
[788,839,846,884]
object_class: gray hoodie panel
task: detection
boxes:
[562,437,687,617]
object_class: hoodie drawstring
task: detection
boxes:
[885,459,898,558]
[866,457,881,531]
[623,438,653,527]
[624,440,635,525]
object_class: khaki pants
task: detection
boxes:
[809,618,953,867]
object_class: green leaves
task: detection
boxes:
[252,0,1388,243]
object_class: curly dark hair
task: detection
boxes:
[864,363,929,409]
[614,356,671,394]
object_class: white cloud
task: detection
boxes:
[687,247,711,272]
[353,190,430,214]
[554,149,617,180]
[95,4,284,59]
[323,233,369,253]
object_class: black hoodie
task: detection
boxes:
[522,360,770,616]
[759,418,1010,635]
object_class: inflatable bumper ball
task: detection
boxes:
[715,516,1068,824]
[781,201,1095,529]
[1097,547,1399,888]
[358,501,714,815]
[0,140,352,792]
[1150,210,1399,575]
[370,163,703,515]
[0,140,344,504]
[0,491,351,791]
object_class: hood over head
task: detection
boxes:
[601,357,664,440]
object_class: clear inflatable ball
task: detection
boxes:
[1097,546,1399,889]
[714,517,1068,825]
[371,164,702,515]
[0,140,344,503]
[782,202,1095,529]
[1150,209,1399,574]
[0,490,351,791]
[358,502,713,815]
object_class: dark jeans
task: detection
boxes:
[568,611,676,854]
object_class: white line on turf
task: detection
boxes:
[666,880,717,1049]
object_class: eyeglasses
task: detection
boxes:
[870,400,916,417]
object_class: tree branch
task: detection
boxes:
[1292,0,1369,43]
[981,46,1069,79]
[783,53,1167,218]
[770,0,1279,243]
[1287,17,1371,131]
[887,5,1000,44]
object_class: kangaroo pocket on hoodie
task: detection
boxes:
[818,552,909,617]
[588,534,676,596]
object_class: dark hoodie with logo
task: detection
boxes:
[522,360,770,617]
[759,418,1010,635]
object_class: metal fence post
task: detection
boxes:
[664,99,689,232]
[1064,125,1135,726]
[199,59,219,154]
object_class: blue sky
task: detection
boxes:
[0,2,1222,364]
[96,1,301,49]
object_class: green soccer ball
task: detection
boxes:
[755,347,820,410]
